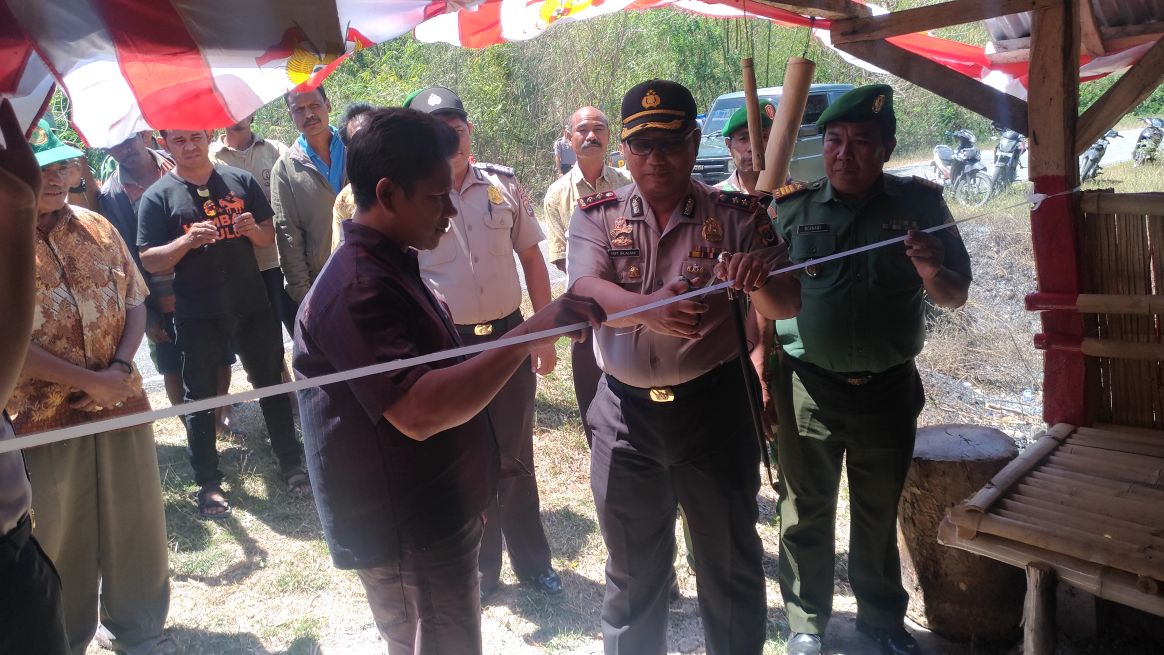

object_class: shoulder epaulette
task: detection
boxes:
[773,180,809,201]
[474,162,515,177]
[717,190,759,211]
[578,190,618,210]
[910,175,944,194]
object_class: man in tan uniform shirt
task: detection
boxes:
[406,86,564,598]
[567,79,800,655]
[543,106,631,446]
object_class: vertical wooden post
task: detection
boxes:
[1023,562,1058,654]
[1027,0,1085,426]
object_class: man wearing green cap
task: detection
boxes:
[0,98,71,655]
[13,117,174,655]
[716,100,774,196]
[770,84,972,655]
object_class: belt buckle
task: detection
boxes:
[649,387,675,403]
[473,323,493,336]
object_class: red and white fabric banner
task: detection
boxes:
[0,0,1156,148]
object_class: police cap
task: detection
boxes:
[620,79,697,140]
[405,86,468,120]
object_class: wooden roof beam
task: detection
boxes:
[1075,35,1164,155]
[831,0,1055,46]
[752,0,870,20]
[1078,0,1106,57]
[835,38,1029,134]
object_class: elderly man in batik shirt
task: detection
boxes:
[8,122,172,655]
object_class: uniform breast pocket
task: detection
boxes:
[678,259,712,284]
[614,258,645,287]
[873,244,921,291]
[790,233,841,288]
[483,205,515,256]
[425,227,459,266]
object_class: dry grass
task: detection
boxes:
[87,161,1164,654]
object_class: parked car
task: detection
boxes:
[693,83,854,185]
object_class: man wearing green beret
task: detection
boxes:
[771,84,972,655]
[716,99,774,196]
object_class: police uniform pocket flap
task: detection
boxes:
[483,204,515,230]
[614,259,644,285]
[790,233,836,262]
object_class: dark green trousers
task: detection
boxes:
[775,357,923,635]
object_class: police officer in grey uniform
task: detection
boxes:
[405,86,564,598]
[771,85,972,655]
[568,79,801,655]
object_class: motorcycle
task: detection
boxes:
[990,124,1027,194]
[1132,117,1163,166]
[928,128,993,207]
[1079,129,1122,182]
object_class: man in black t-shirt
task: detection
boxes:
[138,129,306,519]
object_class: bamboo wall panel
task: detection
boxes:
[1079,191,1164,429]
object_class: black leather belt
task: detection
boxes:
[455,310,522,339]
[0,512,32,553]
[786,356,911,387]
[606,361,736,403]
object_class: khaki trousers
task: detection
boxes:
[25,424,171,655]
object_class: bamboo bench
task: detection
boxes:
[938,423,1164,622]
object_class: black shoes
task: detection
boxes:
[786,632,822,655]
[856,620,922,655]
[523,568,564,595]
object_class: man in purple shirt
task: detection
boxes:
[292,108,603,654]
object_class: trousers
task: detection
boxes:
[23,424,170,655]
[0,514,69,655]
[588,362,766,655]
[776,357,923,635]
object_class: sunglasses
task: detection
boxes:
[624,130,696,157]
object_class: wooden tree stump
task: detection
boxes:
[897,424,1024,643]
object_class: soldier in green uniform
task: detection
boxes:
[715,100,774,195]
[771,85,972,655]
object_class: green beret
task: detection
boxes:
[816,84,895,138]
[722,100,775,139]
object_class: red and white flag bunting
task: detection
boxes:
[0,0,1154,148]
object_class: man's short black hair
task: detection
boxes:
[340,103,377,146]
[348,108,459,211]
[283,82,329,107]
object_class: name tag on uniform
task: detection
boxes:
[797,224,830,234]
[608,248,641,257]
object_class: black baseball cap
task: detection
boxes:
[620,79,698,140]
[405,86,468,120]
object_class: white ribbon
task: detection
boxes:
[2,191,1072,454]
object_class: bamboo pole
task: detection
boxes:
[1092,423,1164,440]
[938,519,1164,618]
[1067,434,1164,458]
[1023,562,1057,655]
[960,425,1073,514]
[1080,190,1164,216]
[1013,483,1164,525]
[972,513,1164,580]
[740,58,765,173]
[1026,292,1164,315]
[755,57,815,193]
[997,499,1164,548]
[1030,468,1164,501]
[1058,443,1164,468]
[1048,452,1164,486]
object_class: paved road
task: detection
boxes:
[886,127,1142,180]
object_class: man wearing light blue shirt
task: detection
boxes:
[272,83,346,313]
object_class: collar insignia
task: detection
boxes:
[630,195,644,217]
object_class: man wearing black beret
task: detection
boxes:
[568,79,801,654]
